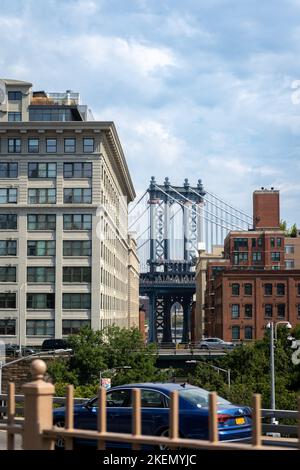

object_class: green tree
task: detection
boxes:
[289,223,297,237]
[48,326,170,395]
[188,328,300,409]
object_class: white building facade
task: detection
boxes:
[0,79,138,346]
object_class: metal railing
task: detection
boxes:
[0,359,299,450]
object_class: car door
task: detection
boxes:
[74,389,131,434]
[105,388,132,435]
[139,389,169,435]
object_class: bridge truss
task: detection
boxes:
[129,177,252,344]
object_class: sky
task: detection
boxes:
[1,0,300,226]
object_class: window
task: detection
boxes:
[64,188,92,204]
[232,326,240,340]
[8,112,21,122]
[28,189,56,204]
[277,304,285,318]
[27,267,55,283]
[63,267,91,283]
[62,320,90,335]
[0,188,17,204]
[27,293,55,309]
[252,252,262,262]
[83,138,94,153]
[140,390,167,408]
[27,214,56,230]
[231,304,240,319]
[285,245,294,254]
[0,293,16,308]
[298,284,300,296]
[29,109,74,121]
[297,304,300,318]
[0,266,16,282]
[277,238,282,247]
[244,304,253,318]
[276,283,285,296]
[251,238,256,248]
[271,252,280,262]
[233,238,248,250]
[8,139,21,153]
[62,293,91,309]
[28,139,39,153]
[46,139,57,153]
[26,320,54,336]
[27,240,56,256]
[270,238,275,248]
[63,214,92,230]
[0,320,16,335]
[63,162,92,178]
[0,214,17,230]
[257,238,263,247]
[28,163,56,178]
[234,252,248,263]
[63,240,91,256]
[106,389,130,408]
[285,260,295,269]
[0,240,17,256]
[265,304,273,318]
[231,283,240,296]
[8,91,22,101]
[244,283,252,295]
[0,162,18,178]
[244,326,253,340]
[264,284,272,295]
[64,138,76,153]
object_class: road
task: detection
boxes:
[0,430,22,450]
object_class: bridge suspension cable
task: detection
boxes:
[154,184,239,232]
[128,205,149,230]
[167,184,247,231]
[128,190,148,215]
[204,188,252,221]
[188,187,252,228]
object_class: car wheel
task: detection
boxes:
[158,428,183,450]
[54,421,65,450]
[200,345,208,350]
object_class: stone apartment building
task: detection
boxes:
[203,189,300,341]
[0,78,139,346]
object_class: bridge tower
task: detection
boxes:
[140,177,205,344]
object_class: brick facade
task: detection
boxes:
[207,270,300,341]
[203,189,300,341]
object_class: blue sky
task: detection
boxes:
[1,0,300,225]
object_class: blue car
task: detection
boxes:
[53,383,252,449]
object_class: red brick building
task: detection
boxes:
[204,189,300,341]
[206,269,300,341]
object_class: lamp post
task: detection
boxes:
[99,366,131,388]
[266,321,292,424]
[186,359,231,388]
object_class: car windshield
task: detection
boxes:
[178,388,230,408]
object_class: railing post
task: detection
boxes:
[251,394,261,448]
[22,359,55,450]
[209,392,218,443]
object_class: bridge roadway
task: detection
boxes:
[156,348,226,368]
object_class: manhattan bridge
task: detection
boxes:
[129,177,253,345]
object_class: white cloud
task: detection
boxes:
[64,35,176,76]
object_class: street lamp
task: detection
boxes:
[99,366,131,389]
[185,359,231,388]
[266,321,292,424]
